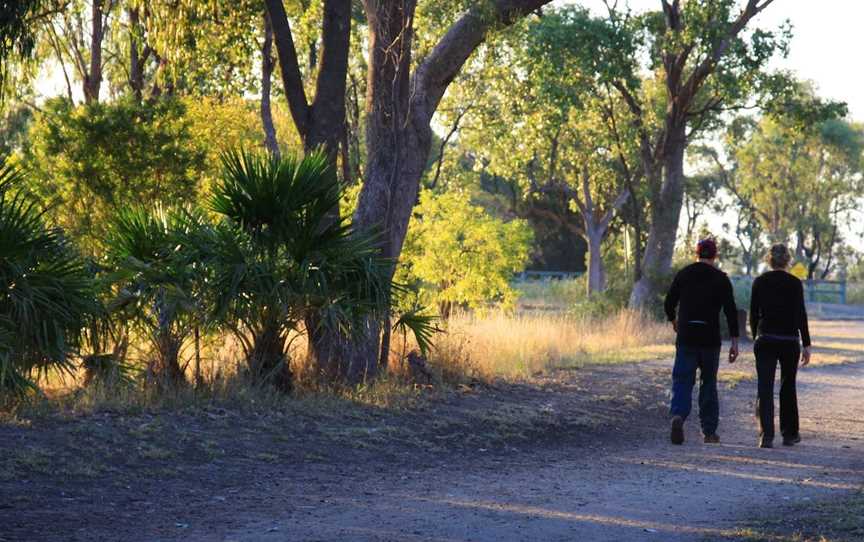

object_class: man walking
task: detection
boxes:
[664,238,739,445]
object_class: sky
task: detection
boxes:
[575,0,864,119]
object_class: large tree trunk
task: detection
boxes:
[260,14,280,158]
[629,129,687,308]
[265,0,355,378]
[326,0,554,384]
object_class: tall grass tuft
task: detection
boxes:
[432,310,673,379]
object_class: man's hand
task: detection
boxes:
[671,319,678,333]
[728,338,739,364]
[801,346,811,367]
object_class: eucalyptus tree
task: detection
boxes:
[335,0,556,381]
[550,1,788,307]
[264,0,351,161]
[453,9,644,294]
[736,115,864,279]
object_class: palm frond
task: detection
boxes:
[392,309,443,359]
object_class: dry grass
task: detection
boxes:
[432,309,674,379]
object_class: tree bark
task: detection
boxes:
[128,8,144,101]
[83,0,105,104]
[585,226,606,294]
[630,127,686,308]
[265,0,350,158]
[260,14,280,158]
[334,0,554,383]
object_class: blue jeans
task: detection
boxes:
[670,345,721,436]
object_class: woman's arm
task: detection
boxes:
[798,280,812,348]
[749,277,760,340]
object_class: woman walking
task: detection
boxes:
[749,244,812,449]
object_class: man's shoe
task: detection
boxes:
[783,434,801,446]
[671,416,685,445]
[704,434,720,444]
[759,436,774,449]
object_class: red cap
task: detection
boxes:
[697,238,718,259]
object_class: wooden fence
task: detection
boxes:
[514,270,584,282]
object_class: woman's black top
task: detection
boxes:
[749,270,812,347]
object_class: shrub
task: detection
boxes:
[21,97,205,252]
[0,162,96,397]
[401,190,533,318]
[201,149,388,391]
[104,205,210,387]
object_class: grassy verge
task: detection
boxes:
[708,490,864,542]
[436,309,673,379]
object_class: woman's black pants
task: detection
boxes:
[754,337,800,440]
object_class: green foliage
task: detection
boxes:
[735,102,863,278]
[22,97,205,252]
[0,161,96,397]
[104,204,210,386]
[129,0,262,97]
[0,0,42,94]
[201,149,388,390]
[392,308,442,359]
[402,190,533,318]
[183,97,303,192]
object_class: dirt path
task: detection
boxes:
[206,358,864,542]
[3,324,863,542]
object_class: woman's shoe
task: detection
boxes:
[782,434,801,446]
[704,434,720,444]
[759,436,774,449]
[671,416,685,445]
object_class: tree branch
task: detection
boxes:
[264,0,310,137]
[410,0,553,125]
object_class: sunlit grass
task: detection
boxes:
[432,309,674,379]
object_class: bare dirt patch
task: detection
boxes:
[3,321,864,542]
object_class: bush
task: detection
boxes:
[0,162,97,397]
[104,205,210,387]
[401,190,533,318]
[200,149,389,390]
[21,97,205,252]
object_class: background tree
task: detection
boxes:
[565,1,789,308]
[456,9,640,293]
[401,190,532,319]
[736,114,864,279]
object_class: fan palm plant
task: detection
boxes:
[104,204,210,387]
[0,161,96,397]
[202,149,388,391]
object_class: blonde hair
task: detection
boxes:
[767,243,791,270]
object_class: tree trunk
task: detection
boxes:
[585,226,606,294]
[630,129,687,308]
[265,0,356,379]
[260,14,280,158]
[128,8,144,101]
[83,0,104,104]
[332,0,554,384]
